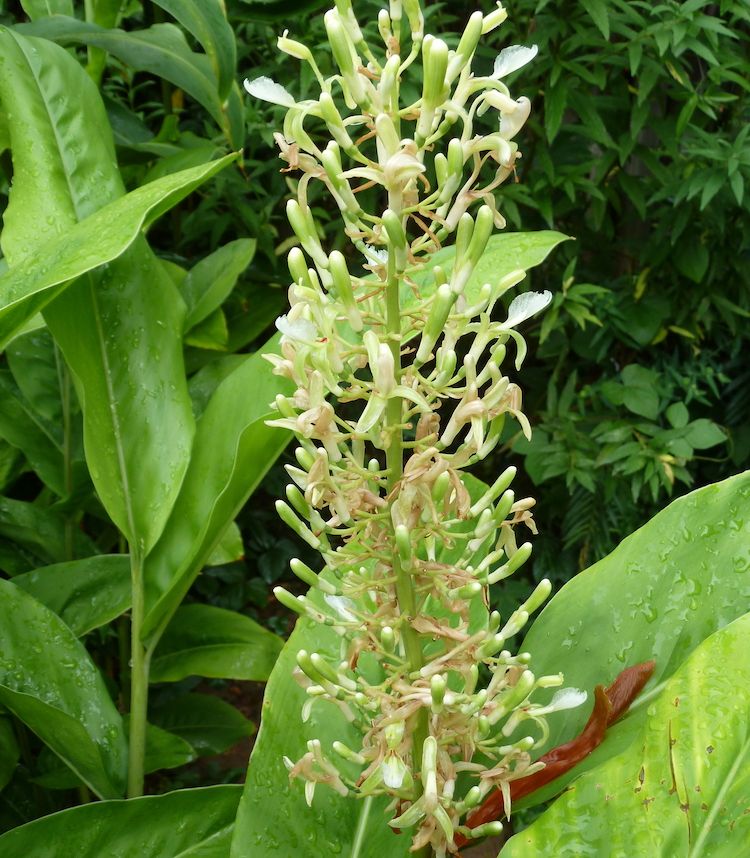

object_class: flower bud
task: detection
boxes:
[482,3,509,34]
[379,55,401,108]
[469,466,516,517]
[382,208,407,251]
[375,113,400,158]
[275,499,321,548]
[278,31,313,63]
[431,673,447,712]
[288,247,312,289]
[520,577,552,615]
[446,11,483,82]
[385,720,405,749]
[395,524,412,569]
[333,741,366,765]
[466,205,494,267]
[416,284,456,364]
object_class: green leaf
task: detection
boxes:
[150,693,255,755]
[142,338,292,641]
[544,82,568,143]
[675,239,710,283]
[13,555,131,636]
[501,613,750,856]
[516,471,750,807]
[410,231,569,309]
[666,401,689,429]
[230,614,411,858]
[16,18,228,137]
[182,239,256,331]
[0,784,242,857]
[206,520,245,566]
[19,0,73,18]
[152,0,236,100]
[0,496,94,569]
[0,31,233,552]
[0,370,64,495]
[0,579,127,798]
[0,717,19,792]
[683,418,726,450]
[580,0,610,39]
[151,605,283,683]
[6,328,63,422]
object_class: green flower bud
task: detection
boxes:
[431,673,447,712]
[466,205,494,267]
[482,3,509,34]
[375,113,400,158]
[447,12,483,83]
[470,466,516,517]
[382,208,407,251]
[278,31,313,63]
[395,524,412,569]
[520,577,552,615]
[275,499,321,549]
[416,283,457,364]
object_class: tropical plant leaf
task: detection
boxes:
[13,555,131,636]
[501,613,750,856]
[0,579,127,798]
[150,605,283,683]
[515,471,750,808]
[152,0,236,100]
[150,692,255,755]
[142,337,292,641]
[0,31,233,552]
[0,784,242,857]
[182,239,256,331]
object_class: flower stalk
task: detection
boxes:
[246,2,584,854]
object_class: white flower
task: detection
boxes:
[491,44,538,79]
[275,314,317,343]
[363,245,389,266]
[324,594,357,622]
[382,754,408,789]
[503,290,552,327]
[547,687,588,711]
[500,96,531,140]
[243,76,296,107]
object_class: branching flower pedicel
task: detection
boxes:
[245,2,584,854]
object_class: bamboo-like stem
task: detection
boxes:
[126,548,150,798]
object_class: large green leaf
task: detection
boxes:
[0,579,127,798]
[19,0,73,18]
[0,784,242,857]
[152,0,236,100]
[515,471,750,807]
[13,555,131,636]
[151,605,283,683]
[0,34,235,347]
[142,339,292,641]
[16,18,228,136]
[501,613,750,856]
[231,614,411,858]
[0,31,232,552]
[150,692,255,755]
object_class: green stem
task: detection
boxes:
[384,194,430,858]
[126,549,150,798]
[53,344,75,561]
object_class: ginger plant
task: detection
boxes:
[245,1,584,854]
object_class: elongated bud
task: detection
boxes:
[278,31,313,63]
[432,470,451,505]
[375,113,400,158]
[395,524,412,569]
[382,209,407,251]
[403,0,424,40]
[421,736,439,809]
[416,283,456,364]
[483,3,509,34]
[379,55,401,108]
[453,213,474,272]
[447,11,483,82]
[297,649,329,685]
[290,558,339,595]
[384,721,405,750]
[333,741,367,765]
[377,9,392,45]
[470,821,504,840]
[294,445,314,470]
[275,499,321,548]
[274,586,306,615]
[380,625,396,653]
[422,36,449,109]
[486,541,532,586]
[288,247,312,289]
[466,205,494,266]
[470,466,516,517]
[287,200,327,268]
[520,577,552,615]
[431,674,447,712]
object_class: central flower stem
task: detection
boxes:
[384,192,430,846]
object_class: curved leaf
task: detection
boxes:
[0,785,242,857]
[142,338,292,641]
[230,613,410,858]
[516,471,750,807]
[501,613,750,856]
[0,579,127,798]
[150,692,255,755]
[0,31,233,551]
[152,0,236,100]
[13,555,131,636]
[151,605,282,683]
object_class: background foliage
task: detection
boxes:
[0,0,748,848]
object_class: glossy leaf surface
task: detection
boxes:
[151,605,282,683]
[502,613,750,856]
[0,580,126,798]
[13,556,131,636]
[142,339,292,640]
[150,692,255,755]
[516,471,750,807]
[0,785,242,857]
